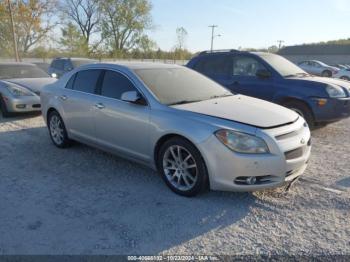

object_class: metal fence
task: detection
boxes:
[0,58,189,65]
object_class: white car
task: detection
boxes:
[334,68,350,81]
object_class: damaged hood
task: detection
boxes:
[172,95,299,129]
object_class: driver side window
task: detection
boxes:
[233,56,266,77]
[100,70,137,100]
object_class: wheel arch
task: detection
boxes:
[153,133,210,190]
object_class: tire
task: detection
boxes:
[321,70,332,77]
[157,137,209,197]
[340,76,350,81]
[0,95,11,118]
[47,110,71,148]
[283,101,315,129]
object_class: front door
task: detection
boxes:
[94,70,151,162]
[228,55,275,101]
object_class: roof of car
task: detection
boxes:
[79,62,181,70]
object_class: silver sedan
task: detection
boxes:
[0,63,56,117]
[40,63,311,197]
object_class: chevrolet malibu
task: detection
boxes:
[41,63,311,197]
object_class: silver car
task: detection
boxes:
[41,63,311,197]
[298,60,339,77]
[0,63,57,117]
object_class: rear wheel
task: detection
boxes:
[48,110,71,148]
[283,101,314,129]
[340,76,350,81]
[0,95,11,118]
[321,70,332,77]
[157,137,209,197]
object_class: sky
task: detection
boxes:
[149,0,350,52]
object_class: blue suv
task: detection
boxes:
[187,50,350,127]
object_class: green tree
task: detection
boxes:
[99,0,153,55]
[59,22,88,56]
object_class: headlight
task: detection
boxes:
[326,84,346,98]
[6,84,34,96]
[215,130,269,154]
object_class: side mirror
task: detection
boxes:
[256,69,272,79]
[121,91,147,106]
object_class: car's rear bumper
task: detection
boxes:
[2,95,41,113]
[312,97,350,122]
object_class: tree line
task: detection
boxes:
[0,0,193,60]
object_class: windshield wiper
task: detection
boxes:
[208,93,234,100]
[285,72,310,78]
[168,100,203,106]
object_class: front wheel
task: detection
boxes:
[48,111,71,148]
[157,137,209,197]
[0,95,11,118]
[283,101,314,129]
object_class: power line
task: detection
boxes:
[209,25,219,51]
[277,40,285,50]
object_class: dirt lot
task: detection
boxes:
[0,114,349,255]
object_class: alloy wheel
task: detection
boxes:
[49,115,64,145]
[162,145,198,191]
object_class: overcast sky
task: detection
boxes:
[149,0,350,51]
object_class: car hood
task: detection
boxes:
[5,78,57,94]
[172,95,299,129]
[289,76,350,91]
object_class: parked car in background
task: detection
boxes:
[48,58,97,78]
[333,64,350,70]
[298,60,339,77]
[0,63,56,117]
[33,62,50,73]
[334,67,350,81]
[41,63,311,196]
[187,50,350,128]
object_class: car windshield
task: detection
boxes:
[72,59,97,67]
[259,54,308,77]
[134,67,233,105]
[0,64,49,79]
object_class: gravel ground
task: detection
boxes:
[0,114,349,255]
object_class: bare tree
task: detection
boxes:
[61,0,100,47]
[176,27,188,50]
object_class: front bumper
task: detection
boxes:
[198,117,311,192]
[312,97,350,122]
[2,95,41,113]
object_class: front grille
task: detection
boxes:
[32,104,41,108]
[285,147,303,160]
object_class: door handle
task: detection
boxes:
[60,95,68,101]
[94,103,105,110]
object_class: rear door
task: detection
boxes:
[94,70,151,162]
[60,69,102,141]
[227,55,275,101]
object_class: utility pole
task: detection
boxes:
[7,0,20,62]
[277,40,285,50]
[209,25,219,51]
